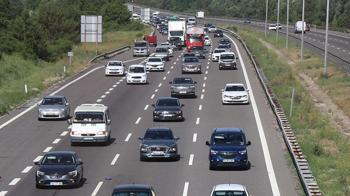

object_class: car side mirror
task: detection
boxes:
[181,104,184,107]
[221,89,224,92]
[67,119,72,125]
[79,160,84,165]
[194,81,197,84]
[205,141,210,146]
[151,104,155,107]
[169,81,172,84]
[175,137,180,141]
[247,141,251,146]
[34,161,40,165]
[107,119,111,125]
[138,137,143,141]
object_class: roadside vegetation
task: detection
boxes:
[227,25,350,195]
[0,0,149,115]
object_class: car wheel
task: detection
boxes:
[219,67,222,70]
[140,156,147,162]
[38,117,42,121]
[36,183,42,189]
[209,163,216,170]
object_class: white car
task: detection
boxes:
[208,26,217,32]
[105,61,125,76]
[210,184,250,196]
[212,48,228,62]
[160,42,174,57]
[222,83,249,104]
[268,23,282,30]
[126,64,148,84]
[204,36,211,46]
[146,57,165,71]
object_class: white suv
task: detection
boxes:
[69,104,111,145]
[105,60,125,76]
[210,184,250,196]
[146,57,165,71]
[126,64,148,84]
[222,83,249,104]
[212,48,228,62]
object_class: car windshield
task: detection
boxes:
[213,191,247,196]
[156,48,167,53]
[183,53,195,57]
[135,42,147,47]
[192,46,203,51]
[213,132,245,146]
[189,37,201,42]
[218,45,229,49]
[108,62,122,67]
[156,99,179,107]
[74,112,104,123]
[173,78,193,84]
[170,31,183,36]
[41,154,75,165]
[225,85,245,91]
[221,54,235,60]
[113,192,150,196]
[144,130,174,140]
[214,49,225,54]
[184,57,199,63]
[129,67,145,73]
[148,58,162,62]
[42,98,64,105]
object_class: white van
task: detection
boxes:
[69,104,111,145]
[126,64,148,84]
[187,17,196,25]
[295,21,306,33]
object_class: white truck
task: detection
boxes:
[168,20,186,47]
[295,21,307,33]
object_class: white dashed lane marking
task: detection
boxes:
[204,76,207,81]
[182,182,189,196]
[144,105,149,110]
[43,146,53,153]
[0,191,8,196]
[155,89,159,92]
[200,94,204,99]
[163,76,167,80]
[8,178,20,186]
[113,85,117,88]
[193,133,197,142]
[109,88,113,91]
[125,133,132,142]
[33,156,43,163]
[96,99,102,103]
[60,131,68,136]
[105,91,110,95]
[202,89,205,93]
[135,117,141,125]
[203,83,206,87]
[91,181,104,196]
[151,94,155,99]
[188,154,194,166]
[196,117,200,125]
[21,166,33,174]
[101,95,106,99]
[158,83,162,87]
[198,105,202,111]
[52,138,61,144]
[110,154,120,165]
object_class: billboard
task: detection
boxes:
[197,11,204,18]
[81,15,102,43]
[141,8,151,23]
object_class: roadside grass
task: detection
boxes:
[0,26,151,115]
[228,26,350,195]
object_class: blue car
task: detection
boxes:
[206,128,251,170]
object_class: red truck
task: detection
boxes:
[144,32,157,46]
[186,27,204,52]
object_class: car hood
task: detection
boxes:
[127,72,146,77]
[142,139,176,146]
[172,84,193,87]
[223,91,248,97]
[154,106,181,111]
[38,165,77,175]
[146,62,163,66]
[211,145,246,152]
[106,66,123,70]
[39,105,65,110]
[183,62,201,66]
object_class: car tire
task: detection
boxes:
[140,156,147,162]
[36,183,42,189]
[209,163,216,170]
[38,117,42,121]
[71,141,77,146]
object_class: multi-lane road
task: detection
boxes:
[0,29,299,195]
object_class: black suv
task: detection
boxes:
[206,128,251,170]
[214,30,223,37]
[152,97,184,121]
[139,127,180,161]
[35,151,83,188]
[219,38,231,48]
[112,184,156,196]
[170,77,197,98]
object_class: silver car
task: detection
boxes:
[182,57,201,74]
[170,77,196,98]
[38,96,70,120]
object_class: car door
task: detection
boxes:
[106,110,111,133]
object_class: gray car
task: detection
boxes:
[170,77,197,98]
[38,96,70,120]
[133,41,150,57]
[182,57,201,74]
[139,127,180,161]
[154,46,170,61]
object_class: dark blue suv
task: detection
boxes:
[206,128,251,170]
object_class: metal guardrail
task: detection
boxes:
[89,46,131,63]
[219,27,322,196]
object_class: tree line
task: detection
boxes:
[0,0,131,62]
[134,0,350,30]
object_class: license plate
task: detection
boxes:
[152,151,164,155]
[180,91,186,94]
[163,114,173,117]
[223,159,235,162]
[133,80,140,82]
[50,182,63,186]
[83,137,93,140]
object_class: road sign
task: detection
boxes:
[197,11,204,18]
[67,52,73,57]
[81,15,102,43]
[127,4,133,12]
[141,8,150,23]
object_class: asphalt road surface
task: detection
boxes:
[0,30,299,195]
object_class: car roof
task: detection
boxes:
[75,104,108,113]
[113,184,152,192]
[157,97,179,101]
[129,64,145,67]
[173,76,192,80]
[225,83,244,87]
[108,60,122,63]
[45,151,75,156]
[147,127,172,132]
[213,128,244,133]
[43,95,65,99]
[213,184,246,191]
[220,52,235,55]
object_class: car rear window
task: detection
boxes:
[156,99,179,107]
[220,54,235,59]
[129,66,145,73]
[108,62,122,66]
[148,58,162,62]
[135,42,147,47]
[74,112,104,123]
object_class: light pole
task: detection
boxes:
[276,0,280,43]
[301,0,305,61]
[323,0,330,76]
[265,0,269,37]
[286,0,290,48]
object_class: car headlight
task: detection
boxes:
[68,170,78,177]
[38,108,43,112]
[36,171,45,177]
[242,95,248,98]
[97,131,107,136]
[59,108,65,111]
[154,111,162,114]
[140,145,148,152]
[175,110,182,114]
[190,85,195,88]
[169,147,177,152]
[210,150,218,155]
[223,95,230,98]
[239,150,247,155]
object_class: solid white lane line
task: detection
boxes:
[9,178,20,186]
[96,99,102,103]
[0,191,8,196]
[193,133,197,142]
[33,156,43,162]
[200,94,204,99]
[52,138,61,144]
[110,154,120,165]
[163,76,167,80]
[182,182,189,196]
[196,117,200,125]
[198,105,202,111]
[91,181,104,196]
[43,146,53,153]
[188,154,194,165]
[202,89,205,93]
[151,94,155,99]
[144,105,149,110]
[135,117,141,125]
[155,89,159,92]
[158,83,162,87]
[203,83,206,87]
[101,95,106,98]
[113,85,117,87]
[226,33,280,195]
[125,133,132,142]
[21,166,33,174]
[60,131,68,136]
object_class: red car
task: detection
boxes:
[144,32,157,46]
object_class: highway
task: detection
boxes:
[0,30,299,195]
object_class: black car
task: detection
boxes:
[191,46,206,59]
[35,151,83,188]
[112,184,156,196]
[206,128,251,170]
[182,53,196,60]
[219,39,231,48]
[170,77,197,97]
[152,97,184,121]
[218,44,230,50]
[214,30,223,37]
[139,127,180,161]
